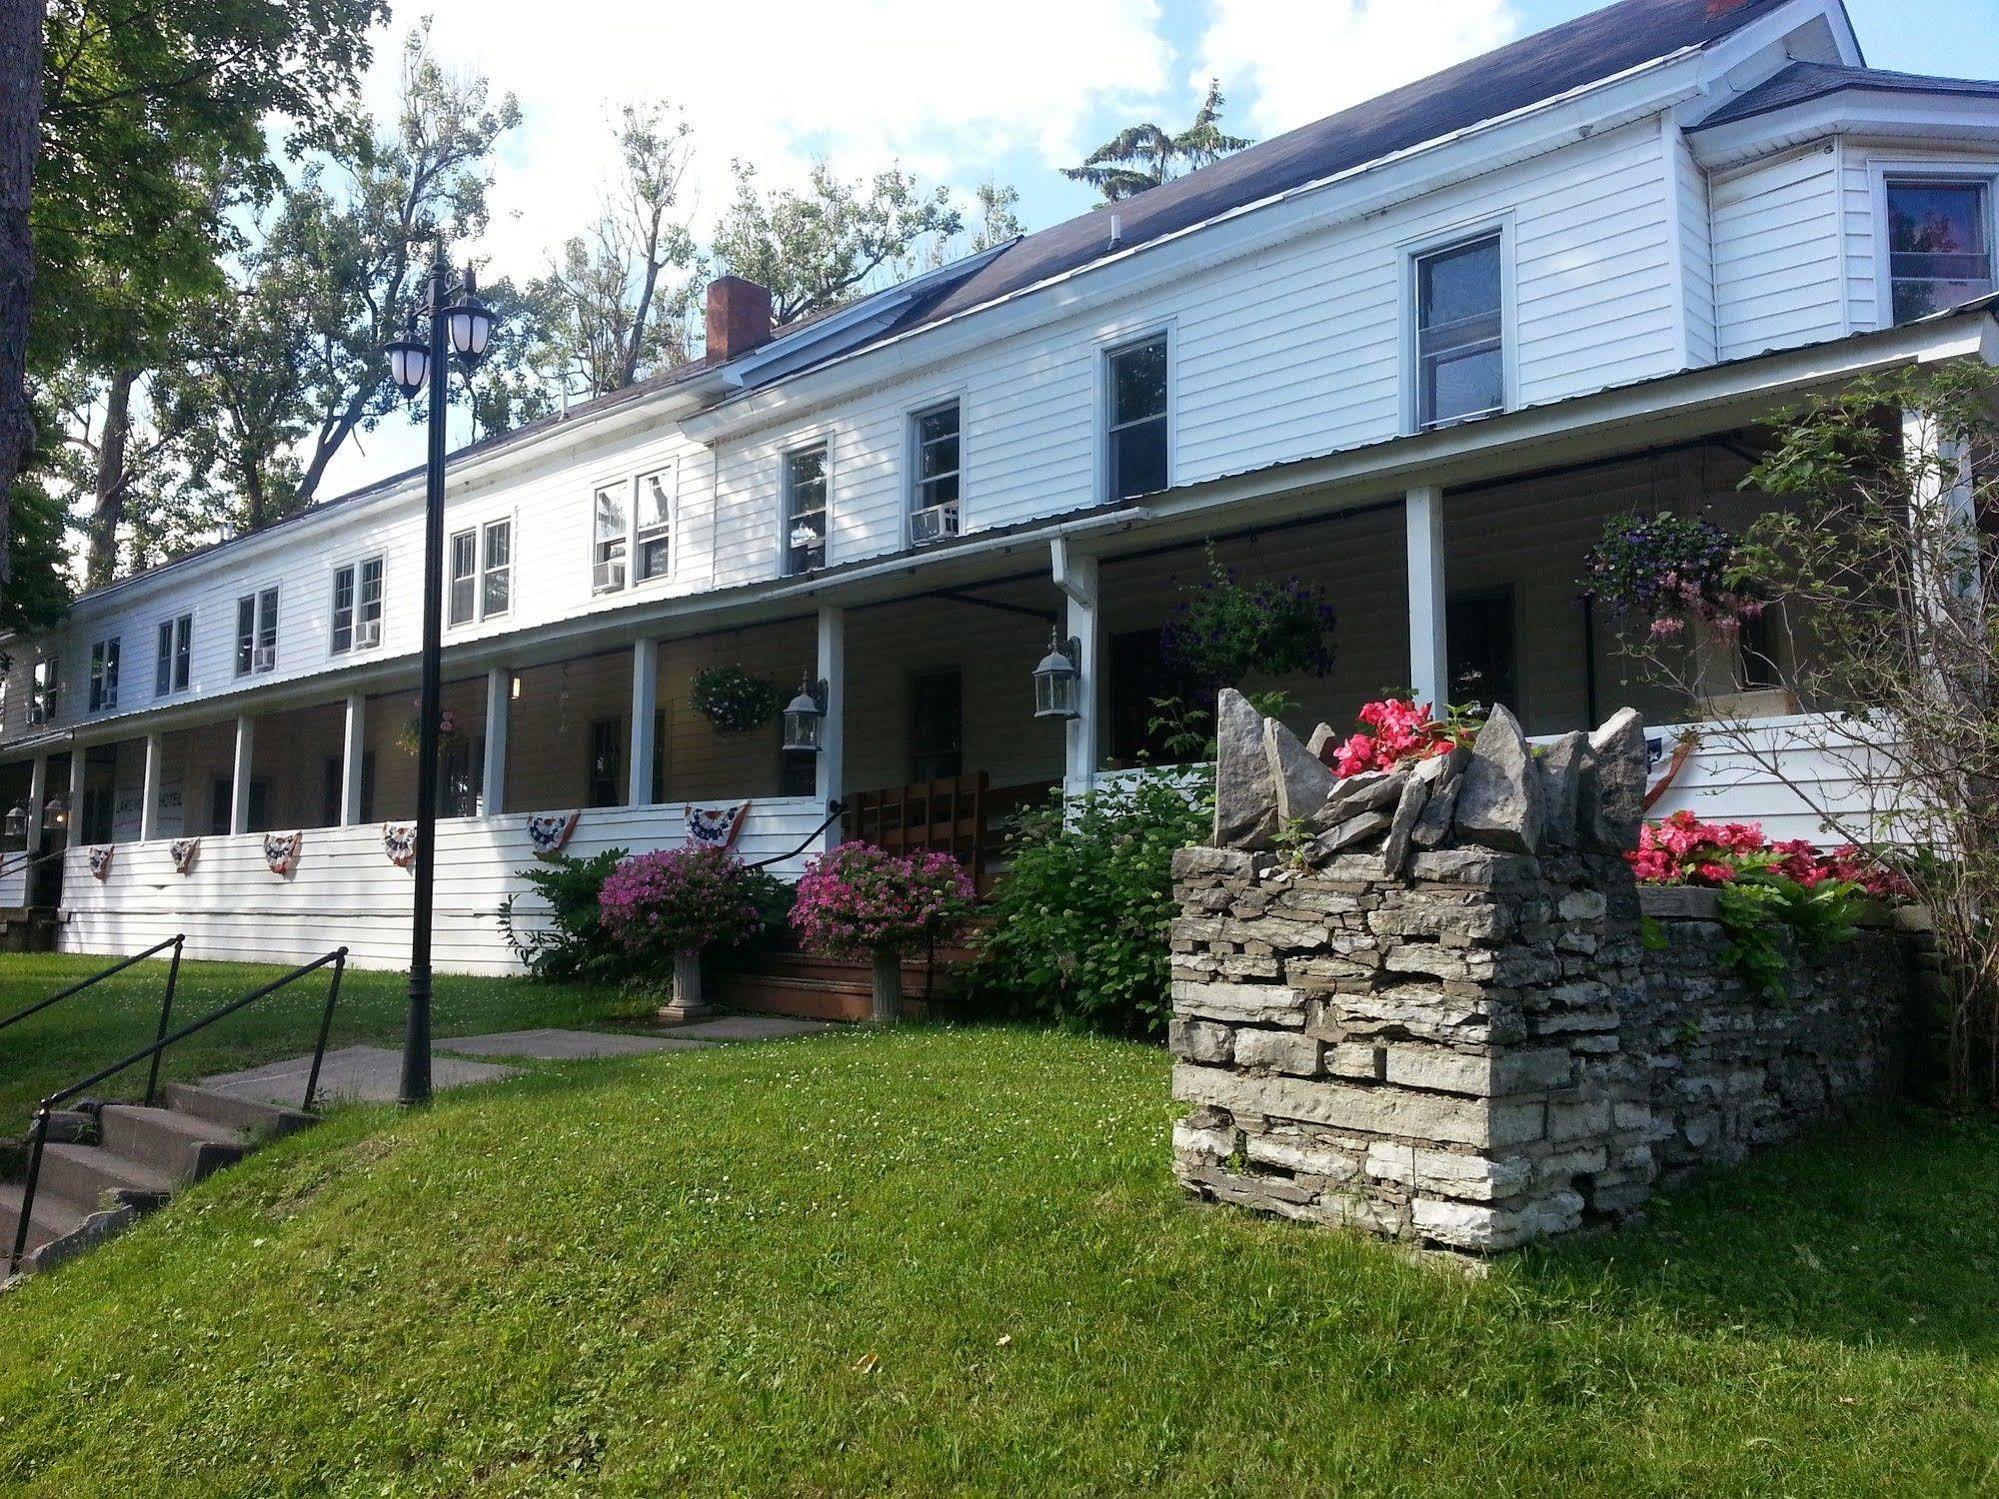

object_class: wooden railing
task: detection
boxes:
[844,773,991,884]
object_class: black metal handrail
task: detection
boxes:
[0,844,72,884]
[0,936,185,1055]
[746,800,847,872]
[7,946,348,1276]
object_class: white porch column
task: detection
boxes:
[1904,405,1981,630]
[229,715,254,835]
[816,605,846,829]
[139,733,164,842]
[1405,484,1449,710]
[628,638,658,806]
[24,754,47,852]
[67,744,87,835]
[1052,537,1101,793]
[483,668,510,817]
[339,694,366,826]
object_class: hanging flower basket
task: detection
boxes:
[395,699,464,757]
[1160,543,1337,688]
[689,665,781,735]
[1582,511,1764,641]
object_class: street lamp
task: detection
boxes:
[381,247,497,1107]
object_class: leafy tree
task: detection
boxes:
[1063,79,1251,204]
[712,159,962,324]
[0,0,39,600]
[969,179,1024,254]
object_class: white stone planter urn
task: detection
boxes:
[658,949,710,1023]
[871,949,902,1025]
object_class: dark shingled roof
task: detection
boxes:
[1692,60,1999,128]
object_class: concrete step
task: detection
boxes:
[37,1142,174,1211]
[0,1182,89,1261]
[160,1082,316,1139]
[98,1105,246,1184]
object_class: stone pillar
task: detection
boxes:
[1052,537,1101,793]
[229,715,255,836]
[139,733,164,842]
[816,605,845,836]
[482,668,510,817]
[628,639,657,807]
[339,694,366,827]
[1405,483,1447,711]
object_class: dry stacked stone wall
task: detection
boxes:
[1170,692,1917,1252]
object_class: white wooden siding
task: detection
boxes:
[1711,142,1845,359]
[1672,128,1718,365]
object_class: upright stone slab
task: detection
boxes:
[1586,707,1647,850]
[1453,704,1544,855]
[1265,717,1337,828]
[1214,688,1278,849]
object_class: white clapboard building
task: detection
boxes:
[5,0,1999,972]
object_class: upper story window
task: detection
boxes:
[783,444,828,576]
[1106,336,1168,500]
[910,402,962,545]
[1415,232,1504,428]
[635,468,672,582]
[592,481,628,593]
[449,530,478,625]
[27,654,57,726]
[155,613,192,696]
[1887,178,1994,324]
[451,519,512,624]
[330,557,384,654]
[87,638,121,714]
[236,587,279,676]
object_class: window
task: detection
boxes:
[236,587,278,675]
[586,718,623,807]
[910,402,961,543]
[28,654,58,725]
[449,530,477,625]
[783,445,829,575]
[592,483,628,593]
[909,670,963,782]
[1887,178,1994,324]
[1108,629,1206,766]
[1447,590,1518,716]
[441,737,486,818]
[1415,232,1504,428]
[87,638,120,713]
[320,751,376,827]
[209,776,269,836]
[155,614,192,696]
[635,470,672,581]
[331,557,383,654]
[1106,337,1169,500]
[482,518,513,614]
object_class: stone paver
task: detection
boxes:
[438,1027,703,1059]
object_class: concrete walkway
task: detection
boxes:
[198,1017,833,1107]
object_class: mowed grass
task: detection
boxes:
[0,1026,1994,1496]
[0,951,643,1123]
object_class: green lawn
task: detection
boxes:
[0,1026,1994,1495]
[0,951,644,1124]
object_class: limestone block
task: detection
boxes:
[1379,767,1431,876]
[1454,705,1545,854]
[1235,1028,1323,1076]
[1214,688,1278,849]
[1169,1017,1236,1065]
[1171,1063,1504,1147]
[1266,716,1338,829]
[1585,707,1647,850]
[1172,845,1256,881]
[1536,731,1590,846]
[1173,980,1307,1026]
[1365,1144,1533,1202]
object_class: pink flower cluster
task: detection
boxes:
[791,842,974,960]
[1627,810,1911,900]
[599,844,766,957]
[1645,576,1765,642]
[1329,698,1470,779]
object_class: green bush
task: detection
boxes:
[968,768,1213,1039]
[499,848,630,982]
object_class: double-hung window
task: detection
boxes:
[27,655,57,726]
[451,519,513,623]
[449,530,478,625]
[330,557,384,654]
[1106,336,1168,500]
[910,402,961,544]
[1415,232,1504,428]
[783,444,828,576]
[592,482,628,593]
[236,587,279,676]
[155,613,192,696]
[87,638,120,713]
[1886,178,1995,324]
[634,469,672,582]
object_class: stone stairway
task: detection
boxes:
[1,1082,312,1279]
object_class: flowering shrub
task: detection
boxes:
[1629,810,1912,900]
[1583,511,1763,641]
[791,842,974,960]
[1160,544,1337,688]
[689,664,782,734]
[395,700,462,757]
[598,845,774,961]
[1327,698,1480,779]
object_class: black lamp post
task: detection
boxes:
[383,249,496,1107]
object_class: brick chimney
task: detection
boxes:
[705,275,773,362]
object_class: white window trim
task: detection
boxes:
[1094,322,1176,505]
[88,636,119,715]
[27,653,57,726]
[904,391,969,547]
[1399,215,1516,436]
[236,584,280,677]
[155,611,194,698]
[447,525,480,626]
[779,437,834,577]
[329,553,387,655]
[448,509,519,626]
[631,463,677,586]
[1867,157,1999,332]
[589,471,633,595]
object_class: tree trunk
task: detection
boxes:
[85,367,135,587]
[0,0,45,589]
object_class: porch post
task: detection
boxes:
[229,715,254,835]
[816,605,846,834]
[339,694,366,826]
[628,638,657,806]
[483,668,509,817]
[1405,484,1448,710]
[67,743,87,836]
[139,733,163,842]
[24,754,46,852]
[1052,538,1100,793]
[1904,405,1981,637]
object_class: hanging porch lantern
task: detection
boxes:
[3,801,26,839]
[1033,630,1083,720]
[782,674,829,753]
[43,793,68,829]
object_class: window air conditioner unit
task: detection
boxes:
[593,559,627,593]
[354,620,382,649]
[252,645,277,672]
[910,501,960,547]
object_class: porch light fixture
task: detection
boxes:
[1033,630,1083,720]
[782,674,829,753]
[43,793,68,829]
[3,801,25,839]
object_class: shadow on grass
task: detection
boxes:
[1519,1106,1999,1359]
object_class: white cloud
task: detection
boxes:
[1195,0,1519,140]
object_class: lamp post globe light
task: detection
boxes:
[381,247,496,1107]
